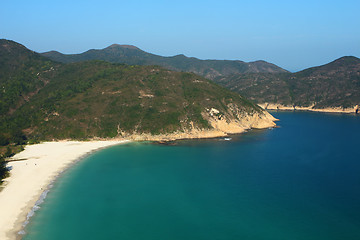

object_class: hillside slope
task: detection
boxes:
[215,56,360,110]
[41,44,288,79]
[1,40,276,143]
[0,39,58,116]
[10,62,276,141]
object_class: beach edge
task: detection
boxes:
[0,140,129,240]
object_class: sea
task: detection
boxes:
[22,111,360,240]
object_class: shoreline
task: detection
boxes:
[258,103,359,114]
[0,119,277,240]
[0,140,129,240]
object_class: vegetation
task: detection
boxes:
[0,146,17,184]
[0,156,8,184]
[41,44,288,80]
[1,39,262,143]
[0,39,58,146]
[214,56,360,108]
[0,39,58,116]
[7,62,260,140]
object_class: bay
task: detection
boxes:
[23,112,360,240]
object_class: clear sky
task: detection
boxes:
[1,0,359,72]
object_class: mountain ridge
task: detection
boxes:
[214,56,360,109]
[41,44,288,79]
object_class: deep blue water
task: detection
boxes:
[23,112,360,240]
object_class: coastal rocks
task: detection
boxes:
[207,108,224,120]
[259,103,360,114]
[259,103,295,111]
[240,110,278,129]
[115,105,277,142]
[127,130,228,142]
[203,103,277,134]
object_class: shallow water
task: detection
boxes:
[23,112,360,240]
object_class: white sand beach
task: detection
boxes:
[0,115,277,240]
[0,140,128,240]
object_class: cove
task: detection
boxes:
[23,112,360,240]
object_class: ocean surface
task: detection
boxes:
[23,112,360,240]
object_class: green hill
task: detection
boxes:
[214,56,360,109]
[1,40,276,143]
[0,39,58,117]
[41,44,288,79]
[10,61,276,141]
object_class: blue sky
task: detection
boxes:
[1,0,359,71]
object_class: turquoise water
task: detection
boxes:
[23,112,360,240]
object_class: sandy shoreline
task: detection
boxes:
[0,113,277,240]
[0,140,129,240]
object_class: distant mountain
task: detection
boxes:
[214,56,360,109]
[41,44,288,79]
[0,39,275,143]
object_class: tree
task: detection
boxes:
[11,129,27,145]
[0,133,9,146]
[0,156,9,182]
